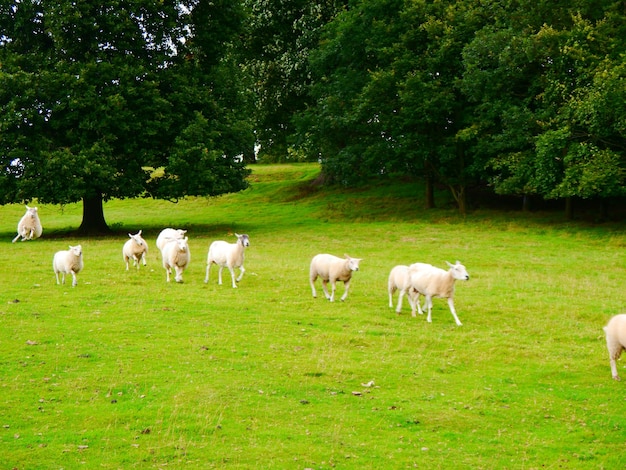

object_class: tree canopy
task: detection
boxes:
[0,0,251,232]
[2,0,625,224]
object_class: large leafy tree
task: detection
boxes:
[0,0,252,233]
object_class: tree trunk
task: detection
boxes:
[78,193,111,234]
[522,194,531,212]
[424,176,435,209]
[564,197,573,220]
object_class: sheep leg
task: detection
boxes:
[310,276,317,298]
[607,340,623,381]
[395,288,406,314]
[175,266,184,283]
[12,233,21,243]
[228,266,237,288]
[204,264,211,283]
[426,296,433,323]
[322,280,332,301]
[70,270,78,287]
[141,253,147,266]
[166,267,172,282]
[217,266,224,285]
[407,290,418,317]
[388,286,395,308]
[236,265,245,283]
[55,272,61,285]
[125,257,130,270]
[340,279,350,302]
[447,298,462,326]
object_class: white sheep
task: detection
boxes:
[388,264,424,314]
[156,228,187,252]
[310,254,362,302]
[12,205,43,243]
[603,314,626,381]
[123,230,148,270]
[205,233,250,288]
[53,245,84,287]
[407,261,469,326]
[161,237,190,283]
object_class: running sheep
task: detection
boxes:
[53,245,84,287]
[123,230,148,270]
[156,228,187,252]
[603,314,626,381]
[205,233,250,288]
[407,261,469,326]
[12,205,43,243]
[388,264,424,314]
[310,254,362,302]
[161,237,190,283]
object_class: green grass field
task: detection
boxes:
[1,163,625,469]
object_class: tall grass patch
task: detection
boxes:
[1,163,625,468]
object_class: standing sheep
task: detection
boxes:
[12,206,43,243]
[310,254,362,302]
[205,233,250,288]
[388,264,424,314]
[123,230,148,270]
[53,245,84,287]
[156,228,187,253]
[161,237,190,283]
[603,314,626,381]
[407,261,469,326]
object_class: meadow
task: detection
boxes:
[1,163,625,469]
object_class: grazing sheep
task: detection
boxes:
[388,264,424,314]
[123,230,148,270]
[12,205,43,243]
[407,261,469,326]
[161,237,190,283]
[310,254,362,302]
[53,245,84,287]
[205,233,250,288]
[603,314,626,381]
[156,228,187,252]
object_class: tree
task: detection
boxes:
[0,0,252,233]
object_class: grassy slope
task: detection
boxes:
[1,163,625,469]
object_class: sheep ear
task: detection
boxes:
[137,230,142,236]
[446,261,453,267]
[235,233,241,237]
[344,254,350,259]
[128,233,133,238]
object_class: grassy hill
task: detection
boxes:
[1,163,625,468]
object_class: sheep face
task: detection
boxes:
[446,261,469,281]
[69,245,83,258]
[345,254,361,272]
[26,206,38,219]
[129,231,146,248]
[236,233,250,247]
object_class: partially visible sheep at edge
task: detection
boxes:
[156,228,187,253]
[388,264,425,314]
[604,314,626,381]
[12,205,43,243]
[310,254,362,302]
[53,245,84,287]
[161,237,190,283]
[407,261,469,326]
[123,230,148,270]
[205,233,250,288]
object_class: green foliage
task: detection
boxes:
[1,164,626,468]
[0,0,253,230]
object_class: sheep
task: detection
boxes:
[205,233,250,288]
[12,205,43,243]
[388,264,424,314]
[310,254,362,302]
[407,261,469,326]
[156,228,187,253]
[123,230,148,270]
[161,237,190,283]
[53,245,84,287]
[603,314,626,381]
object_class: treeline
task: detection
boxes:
[244,0,626,215]
[1,0,624,230]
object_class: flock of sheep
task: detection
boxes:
[10,205,626,381]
